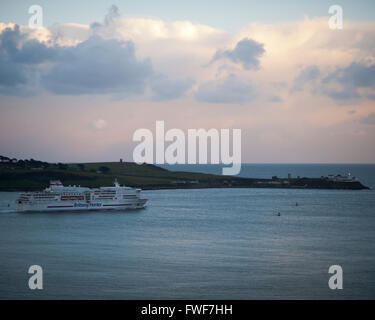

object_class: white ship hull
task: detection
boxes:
[17,199,147,212]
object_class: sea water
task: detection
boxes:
[0,164,374,299]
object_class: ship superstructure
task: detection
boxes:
[17,180,147,212]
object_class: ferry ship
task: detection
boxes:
[16,180,147,212]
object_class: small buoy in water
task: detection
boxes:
[277,212,281,216]
[296,202,299,206]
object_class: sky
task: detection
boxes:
[0,0,375,163]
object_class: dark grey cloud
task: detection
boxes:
[292,62,375,102]
[90,5,120,31]
[0,25,57,95]
[104,5,120,26]
[0,24,193,99]
[0,25,57,64]
[211,38,265,70]
[0,55,28,87]
[291,65,320,92]
[360,113,375,125]
[323,62,375,89]
[195,74,256,104]
[42,36,153,96]
[149,74,195,101]
[320,85,360,101]
[269,95,282,103]
[321,62,375,101]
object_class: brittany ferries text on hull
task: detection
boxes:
[16,179,147,212]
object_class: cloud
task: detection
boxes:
[269,95,282,103]
[210,38,265,70]
[2,11,375,110]
[49,23,90,46]
[195,74,256,103]
[91,119,108,130]
[42,35,153,96]
[0,25,57,64]
[90,4,120,34]
[104,5,120,26]
[360,113,375,125]
[0,25,57,95]
[0,22,193,99]
[149,74,195,101]
[291,65,320,92]
[321,62,375,101]
[291,62,375,102]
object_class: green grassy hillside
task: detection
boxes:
[0,157,369,191]
[0,160,242,190]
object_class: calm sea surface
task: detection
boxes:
[0,164,375,299]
